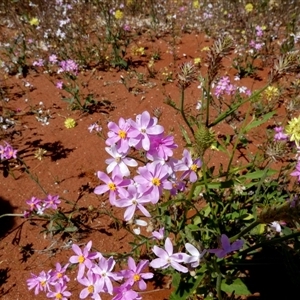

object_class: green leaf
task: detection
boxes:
[64,226,78,233]
[170,268,206,300]
[243,111,275,133]
[221,278,251,296]
[241,169,277,180]
[179,125,191,145]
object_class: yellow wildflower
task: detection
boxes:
[194,57,201,65]
[245,3,253,13]
[29,17,39,26]
[132,47,145,56]
[201,46,210,52]
[285,116,300,146]
[264,86,280,101]
[64,118,76,129]
[126,0,133,5]
[114,10,124,20]
[193,0,199,9]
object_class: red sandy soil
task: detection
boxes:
[0,33,279,300]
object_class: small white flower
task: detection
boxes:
[269,221,281,233]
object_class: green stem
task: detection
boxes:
[241,231,300,256]
[180,86,194,136]
[17,157,48,195]
[229,220,260,243]
[0,213,24,219]
[213,259,223,300]
[187,182,197,201]
[225,104,251,180]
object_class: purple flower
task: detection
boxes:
[33,58,44,67]
[146,134,178,161]
[44,194,61,210]
[274,126,288,141]
[121,257,153,290]
[214,76,236,98]
[106,117,131,153]
[105,145,138,177]
[150,237,189,273]
[208,234,243,258]
[69,241,101,279]
[88,123,102,133]
[113,284,141,300]
[92,256,122,295]
[78,270,104,300]
[291,162,300,182]
[114,185,152,221]
[128,111,164,151]
[152,227,165,240]
[50,263,70,285]
[134,161,172,204]
[27,270,52,295]
[46,283,71,300]
[175,149,202,182]
[26,196,42,211]
[0,142,17,160]
[94,171,131,205]
[56,81,63,89]
[49,54,58,64]
[58,59,78,75]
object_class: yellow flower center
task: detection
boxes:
[78,255,85,263]
[57,272,62,278]
[118,130,126,139]
[108,182,116,191]
[190,164,198,172]
[133,274,141,282]
[41,280,46,286]
[152,178,161,186]
[55,293,62,299]
[88,285,94,293]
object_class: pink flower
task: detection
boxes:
[46,283,71,300]
[33,59,44,67]
[106,117,131,153]
[27,270,52,295]
[105,145,138,177]
[146,134,178,161]
[56,81,63,89]
[69,241,101,279]
[94,171,131,205]
[26,196,42,211]
[175,149,202,182]
[49,54,58,64]
[113,284,141,300]
[92,256,122,295]
[274,126,288,141]
[121,257,153,290]
[150,237,188,273]
[134,161,172,204]
[128,111,164,151]
[114,185,152,221]
[78,270,104,300]
[291,162,300,182]
[44,194,61,210]
[152,227,165,240]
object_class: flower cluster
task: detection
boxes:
[27,263,71,299]
[249,25,265,51]
[94,111,202,221]
[0,142,17,160]
[24,194,61,217]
